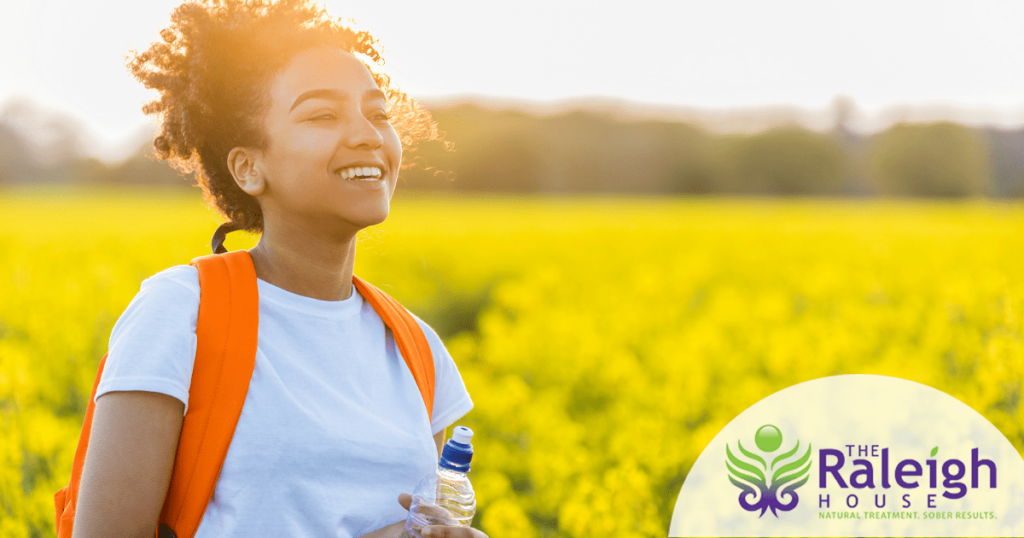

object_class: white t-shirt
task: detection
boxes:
[96,265,474,537]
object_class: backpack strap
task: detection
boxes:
[160,253,434,536]
[54,250,258,538]
[158,250,259,538]
[353,275,436,419]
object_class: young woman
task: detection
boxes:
[72,1,484,536]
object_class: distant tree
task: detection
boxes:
[867,122,990,197]
[400,106,542,192]
[980,128,1024,198]
[0,111,41,184]
[628,120,724,195]
[830,95,859,136]
[729,127,848,195]
[100,145,189,187]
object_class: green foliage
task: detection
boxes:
[3,99,1017,197]
[868,122,991,197]
[1,190,1022,537]
[403,106,723,194]
[728,127,848,194]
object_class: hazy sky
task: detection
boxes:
[2,0,1023,159]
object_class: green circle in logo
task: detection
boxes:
[755,424,783,452]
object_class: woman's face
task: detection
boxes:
[254,46,402,237]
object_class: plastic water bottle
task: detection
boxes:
[400,426,476,538]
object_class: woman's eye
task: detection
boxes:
[309,113,335,121]
[371,112,391,122]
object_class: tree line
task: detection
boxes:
[2,101,1020,197]
[400,106,1010,197]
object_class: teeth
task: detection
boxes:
[336,166,383,181]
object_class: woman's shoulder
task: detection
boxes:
[409,313,442,347]
[404,312,452,364]
[113,264,200,338]
[100,265,201,411]
[106,264,201,351]
[139,264,200,299]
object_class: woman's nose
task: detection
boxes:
[343,115,383,149]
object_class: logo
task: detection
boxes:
[671,376,1024,537]
[726,424,813,517]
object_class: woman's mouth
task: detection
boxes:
[335,165,383,181]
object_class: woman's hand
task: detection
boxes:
[359,493,489,538]
[396,493,489,538]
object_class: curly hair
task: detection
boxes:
[128,0,440,233]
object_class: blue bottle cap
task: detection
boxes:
[439,426,474,473]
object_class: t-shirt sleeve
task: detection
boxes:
[414,316,474,435]
[96,265,200,414]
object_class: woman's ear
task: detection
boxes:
[227,147,266,196]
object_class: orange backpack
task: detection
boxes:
[54,250,435,538]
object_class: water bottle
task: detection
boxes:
[400,426,476,538]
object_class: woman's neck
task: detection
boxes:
[248,225,358,302]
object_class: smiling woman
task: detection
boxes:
[126,0,438,237]
[57,1,484,538]
[233,47,404,245]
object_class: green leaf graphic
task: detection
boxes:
[727,458,762,486]
[727,443,766,483]
[737,440,767,470]
[728,472,759,496]
[780,472,811,493]
[773,443,813,485]
[930,446,938,458]
[770,439,801,470]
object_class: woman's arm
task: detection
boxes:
[72,391,184,538]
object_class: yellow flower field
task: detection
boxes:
[1,189,1022,537]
